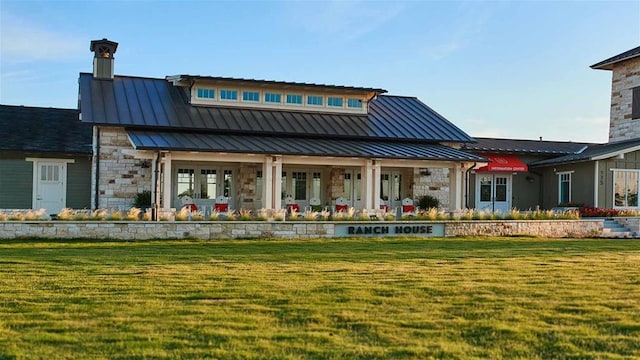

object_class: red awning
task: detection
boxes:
[476,155,528,172]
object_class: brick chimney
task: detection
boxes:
[90,38,118,80]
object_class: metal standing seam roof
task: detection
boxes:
[79,73,476,143]
[126,130,486,162]
[166,74,388,94]
[0,105,92,154]
[529,138,640,167]
[464,137,593,155]
[590,46,640,70]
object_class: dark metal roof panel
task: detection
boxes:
[127,130,485,162]
[80,74,475,142]
[0,105,92,154]
[465,137,593,155]
[368,96,475,142]
[590,46,640,70]
[530,138,640,167]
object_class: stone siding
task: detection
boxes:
[0,220,603,240]
[96,127,152,209]
[609,57,640,142]
[412,167,450,209]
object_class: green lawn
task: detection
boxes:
[0,237,639,359]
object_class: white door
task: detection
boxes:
[35,162,66,214]
[476,174,511,213]
[380,171,402,209]
[174,165,235,209]
[343,171,362,208]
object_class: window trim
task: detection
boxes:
[557,171,574,204]
[611,168,640,209]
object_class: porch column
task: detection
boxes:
[361,159,374,209]
[262,156,273,210]
[272,156,283,210]
[162,152,172,210]
[373,160,381,209]
[151,152,159,218]
[449,163,463,211]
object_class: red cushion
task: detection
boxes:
[183,204,198,212]
[214,203,228,212]
[335,204,348,212]
[380,205,389,211]
[402,205,415,213]
[287,204,300,212]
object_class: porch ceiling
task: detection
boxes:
[127,130,485,162]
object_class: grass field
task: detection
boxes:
[0,237,639,359]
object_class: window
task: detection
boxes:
[312,172,321,199]
[633,86,640,119]
[307,95,323,106]
[264,92,281,103]
[558,172,572,204]
[286,94,303,105]
[177,168,195,197]
[614,170,639,207]
[347,98,363,108]
[220,89,238,101]
[242,91,260,102]
[327,97,343,107]
[292,172,307,200]
[198,169,217,199]
[196,88,215,99]
[223,170,233,197]
[40,164,60,182]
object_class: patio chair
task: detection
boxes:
[335,196,348,213]
[401,197,416,217]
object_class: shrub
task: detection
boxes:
[416,195,439,210]
[133,191,152,209]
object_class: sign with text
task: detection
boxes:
[334,223,445,237]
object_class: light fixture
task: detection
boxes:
[419,168,431,176]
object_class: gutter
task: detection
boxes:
[93,126,100,210]
[153,151,161,221]
[464,163,476,209]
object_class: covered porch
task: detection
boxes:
[124,131,483,217]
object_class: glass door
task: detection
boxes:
[343,170,362,208]
[476,174,511,213]
[174,165,234,209]
[380,171,402,209]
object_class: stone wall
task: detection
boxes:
[412,167,450,209]
[96,127,152,209]
[0,219,603,240]
[609,57,640,142]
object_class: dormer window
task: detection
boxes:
[197,88,215,99]
[242,91,260,102]
[286,94,303,105]
[347,98,363,108]
[220,89,238,101]
[265,92,282,103]
[327,97,343,107]
[307,95,323,106]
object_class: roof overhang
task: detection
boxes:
[475,155,528,172]
[126,130,485,162]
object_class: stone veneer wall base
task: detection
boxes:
[0,220,604,240]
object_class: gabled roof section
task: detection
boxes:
[166,74,387,94]
[591,46,640,70]
[127,130,485,162]
[530,138,640,167]
[463,137,592,155]
[78,73,475,143]
[0,104,92,154]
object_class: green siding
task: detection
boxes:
[66,158,91,209]
[0,158,33,208]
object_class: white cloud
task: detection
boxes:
[0,13,85,63]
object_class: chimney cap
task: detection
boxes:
[90,38,118,58]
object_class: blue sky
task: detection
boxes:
[1,1,639,143]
